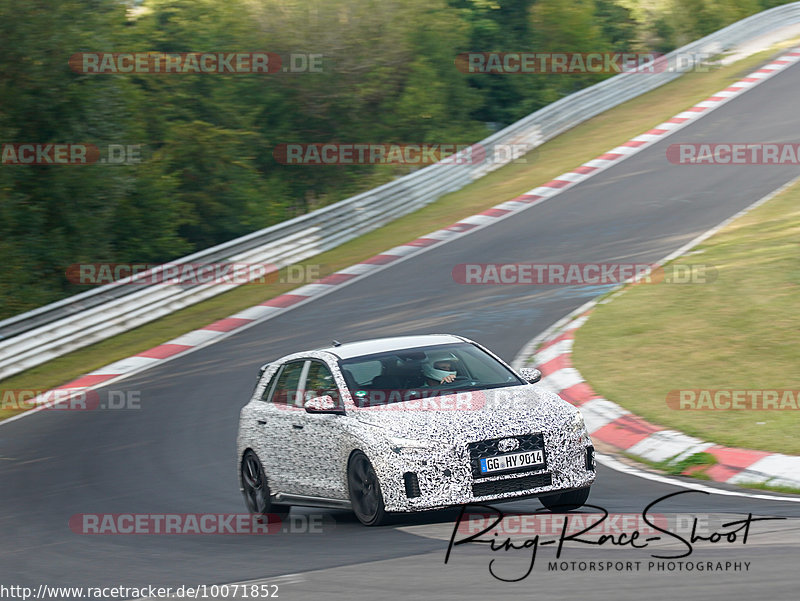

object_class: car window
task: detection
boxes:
[339,342,524,405]
[269,361,306,406]
[302,361,341,405]
[259,368,281,402]
[344,360,382,386]
[458,347,508,381]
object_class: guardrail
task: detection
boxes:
[2,2,800,380]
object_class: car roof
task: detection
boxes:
[316,334,468,360]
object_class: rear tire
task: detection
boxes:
[539,486,590,512]
[240,450,290,520]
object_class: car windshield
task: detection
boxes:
[338,342,524,406]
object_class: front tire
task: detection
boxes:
[347,451,388,526]
[240,450,290,520]
[539,486,590,512]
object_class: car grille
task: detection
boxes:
[468,433,546,478]
[472,472,553,498]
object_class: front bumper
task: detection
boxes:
[379,434,596,512]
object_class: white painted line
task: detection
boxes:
[539,367,584,392]
[533,339,574,366]
[527,186,560,196]
[671,443,717,463]
[335,263,381,275]
[582,159,616,168]
[457,214,496,226]
[565,314,590,331]
[654,172,800,266]
[580,398,630,433]
[654,121,684,130]
[673,111,702,120]
[608,145,642,155]
[230,305,281,321]
[553,171,590,183]
[419,229,459,241]
[285,283,337,297]
[495,200,530,211]
[88,356,160,376]
[631,133,663,142]
[511,299,602,371]
[728,454,800,487]
[598,453,800,503]
[626,431,714,463]
[168,328,227,347]
[380,245,422,257]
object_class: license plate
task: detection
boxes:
[479,450,545,474]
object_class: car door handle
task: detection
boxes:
[257,420,267,425]
[292,424,304,430]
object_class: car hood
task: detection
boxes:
[351,384,576,443]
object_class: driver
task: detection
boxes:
[422,351,460,385]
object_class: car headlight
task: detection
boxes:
[571,410,587,435]
[389,436,438,453]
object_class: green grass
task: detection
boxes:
[660,452,717,477]
[572,176,800,455]
[621,450,717,479]
[737,481,800,495]
[3,39,799,422]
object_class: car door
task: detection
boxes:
[291,359,349,499]
[244,363,280,479]
[253,359,308,495]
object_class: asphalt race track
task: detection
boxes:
[2,57,800,600]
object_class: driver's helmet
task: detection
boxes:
[422,350,459,382]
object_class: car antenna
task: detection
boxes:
[332,339,342,347]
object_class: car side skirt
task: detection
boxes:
[272,493,353,509]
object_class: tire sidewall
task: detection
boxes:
[241,450,289,518]
[347,451,388,526]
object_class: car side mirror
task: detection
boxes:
[519,368,542,384]
[303,395,344,414]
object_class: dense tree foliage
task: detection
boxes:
[0,0,791,318]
